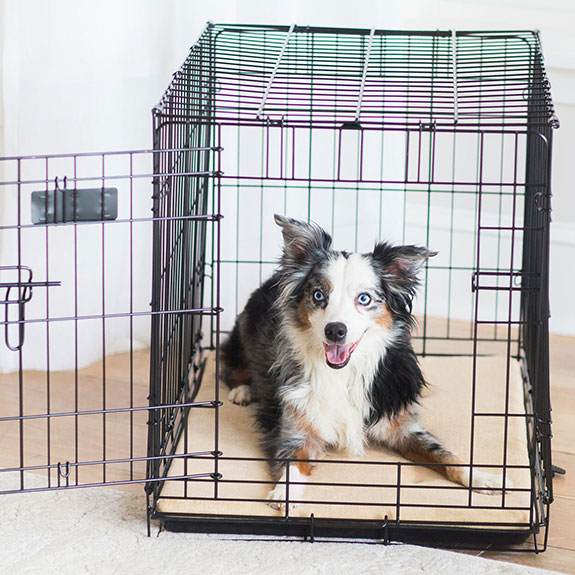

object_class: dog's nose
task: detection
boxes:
[324,322,347,343]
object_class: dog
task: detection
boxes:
[222,214,507,509]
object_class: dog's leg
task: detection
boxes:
[371,411,511,494]
[221,321,253,406]
[226,367,252,406]
[395,426,511,495]
[265,413,324,511]
[267,446,314,511]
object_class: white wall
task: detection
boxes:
[0,0,405,157]
[0,0,572,374]
[0,0,179,372]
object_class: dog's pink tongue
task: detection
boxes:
[325,343,350,365]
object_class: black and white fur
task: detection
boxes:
[222,215,507,509]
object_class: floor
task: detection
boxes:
[0,331,573,573]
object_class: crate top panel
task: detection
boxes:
[154,23,558,130]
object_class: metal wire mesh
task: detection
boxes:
[0,148,211,494]
[156,25,557,129]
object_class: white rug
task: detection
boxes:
[1,474,559,575]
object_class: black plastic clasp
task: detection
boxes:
[419,120,436,132]
[341,120,362,130]
[305,513,315,543]
[382,515,390,545]
[533,192,552,214]
[552,465,566,477]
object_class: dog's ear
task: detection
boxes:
[371,242,437,294]
[274,214,332,265]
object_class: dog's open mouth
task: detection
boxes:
[323,340,360,369]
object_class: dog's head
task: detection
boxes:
[274,214,436,369]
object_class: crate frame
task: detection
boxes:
[145,23,557,550]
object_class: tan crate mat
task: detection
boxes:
[157,354,532,528]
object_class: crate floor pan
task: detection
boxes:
[153,352,536,542]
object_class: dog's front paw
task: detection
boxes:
[228,384,252,406]
[266,481,305,511]
[466,469,514,495]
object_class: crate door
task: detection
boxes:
[0,148,218,495]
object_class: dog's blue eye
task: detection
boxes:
[358,293,371,306]
[313,290,325,302]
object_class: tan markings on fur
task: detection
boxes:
[387,406,416,433]
[375,303,394,330]
[285,406,320,440]
[296,299,312,329]
[388,407,466,485]
[294,447,314,476]
[401,445,465,484]
[284,407,325,477]
[228,367,251,389]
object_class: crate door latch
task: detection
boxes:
[1,266,61,351]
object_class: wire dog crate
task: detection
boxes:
[0,23,557,551]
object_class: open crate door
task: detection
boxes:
[0,144,221,507]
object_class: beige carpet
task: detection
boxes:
[158,354,532,529]
[0,472,558,575]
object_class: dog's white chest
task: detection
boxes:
[283,364,371,456]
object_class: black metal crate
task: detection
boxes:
[146,24,557,550]
[0,23,557,552]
